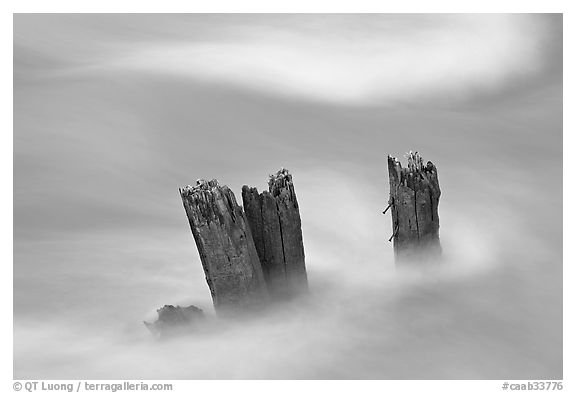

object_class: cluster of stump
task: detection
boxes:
[146,153,442,333]
[179,168,308,315]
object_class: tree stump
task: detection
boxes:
[242,169,308,298]
[179,180,268,313]
[387,152,442,263]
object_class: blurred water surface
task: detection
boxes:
[13,14,562,379]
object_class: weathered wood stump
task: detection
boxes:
[179,180,268,313]
[242,169,308,298]
[387,152,442,263]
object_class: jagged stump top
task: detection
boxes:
[387,151,441,198]
[268,168,299,208]
[179,179,242,227]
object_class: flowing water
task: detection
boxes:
[14,14,562,379]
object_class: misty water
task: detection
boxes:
[14,14,562,379]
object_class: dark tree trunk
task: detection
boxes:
[387,152,442,263]
[242,169,308,298]
[180,180,268,313]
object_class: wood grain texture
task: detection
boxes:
[242,169,308,299]
[387,153,442,263]
[180,179,268,313]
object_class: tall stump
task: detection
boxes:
[387,152,442,263]
[242,169,308,298]
[180,179,268,313]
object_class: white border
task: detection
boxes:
[3,2,571,392]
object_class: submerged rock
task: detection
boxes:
[144,305,205,335]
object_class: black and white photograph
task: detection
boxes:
[12,12,564,382]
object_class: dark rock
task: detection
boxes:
[387,152,442,263]
[180,179,268,314]
[144,304,204,335]
[242,169,308,299]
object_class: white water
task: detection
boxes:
[14,14,562,379]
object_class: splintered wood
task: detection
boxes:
[180,169,308,315]
[180,180,268,314]
[387,152,442,263]
[242,169,308,299]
